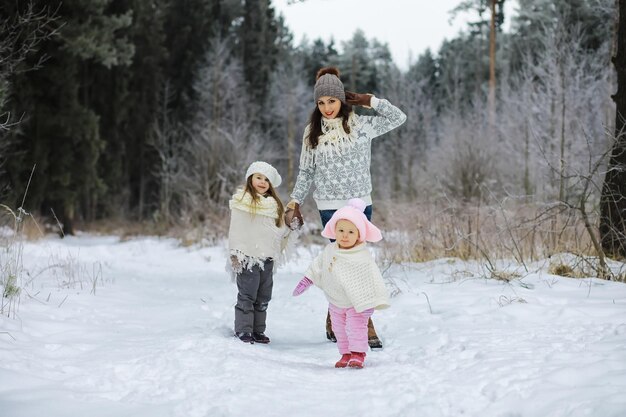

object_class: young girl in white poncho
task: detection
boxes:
[292,198,390,369]
[228,161,287,345]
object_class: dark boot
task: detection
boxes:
[252,332,270,344]
[235,332,254,344]
[367,318,383,349]
[326,310,336,342]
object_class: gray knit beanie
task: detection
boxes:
[313,73,345,104]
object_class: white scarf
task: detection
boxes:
[300,113,360,169]
[229,188,279,220]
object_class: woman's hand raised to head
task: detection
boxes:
[344,91,373,108]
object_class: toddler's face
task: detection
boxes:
[335,219,359,249]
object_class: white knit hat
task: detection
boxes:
[245,161,282,187]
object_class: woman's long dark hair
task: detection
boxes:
[306,102,353,149]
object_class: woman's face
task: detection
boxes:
[335,219,360,249]
[251,173,270,195]
[317,96,341,119]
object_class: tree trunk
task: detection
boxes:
[600,0,626,259]
[488,0,497,130]
[559,59,567,202]
[286,90,296,190]
[350,54,357,92]
[524,119,532,200]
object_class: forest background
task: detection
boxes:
[0,0,623,272]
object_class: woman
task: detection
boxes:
[285,67,406,349]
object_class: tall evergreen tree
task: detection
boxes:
[407,49,439,107]
[92,0,168,219]
[508,0,613,72]
[4,0,133,234]
[298,38,339,86]
[0,2,58,200]
[238,0,280,106]
[134,0,241,218]
[436,0,505,113]
[338,30,378,93]
[436,35,486,111]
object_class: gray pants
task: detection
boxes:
[234,259,274,333]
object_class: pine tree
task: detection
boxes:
[0,2,58,200]
[440,0,505,113]
[92,0,168,219]
[163,0,228,119]
[508,0,613,72]
[298,38,339,86]
[239,0,280,106]
[4,0,133,234]
[338,30,377,93]
[407,49,439,107]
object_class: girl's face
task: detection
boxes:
[317,96,341,119]
[251,173,270,195]
[335,219,360,249]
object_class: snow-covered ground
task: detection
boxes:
[1,234,626,417]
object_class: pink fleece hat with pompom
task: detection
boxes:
[322,198,383,243]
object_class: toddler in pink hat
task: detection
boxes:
[292,198,390,369]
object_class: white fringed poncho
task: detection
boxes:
[228,189,289,272]
[306,242,390,313]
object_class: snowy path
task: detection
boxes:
[1,235,626,417]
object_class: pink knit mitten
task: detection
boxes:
[292,277,313,296]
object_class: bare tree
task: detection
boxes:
[266,62,310,191]
[432,107,496,202]
[380,72,437,201]
[147,81,185,222]
[487,0,499,131]
[180,37,272,220]
[0,3,59,87]
[494,23,613,203]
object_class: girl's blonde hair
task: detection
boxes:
[242,176,285,227]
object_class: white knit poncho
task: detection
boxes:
[306,242,390,313]
[228,189,289,272]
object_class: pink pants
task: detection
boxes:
[328,303,374,354]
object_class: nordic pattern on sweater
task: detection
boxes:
[291,97,407,209]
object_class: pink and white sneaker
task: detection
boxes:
[334,353,351,368]
[347,352,366,368]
